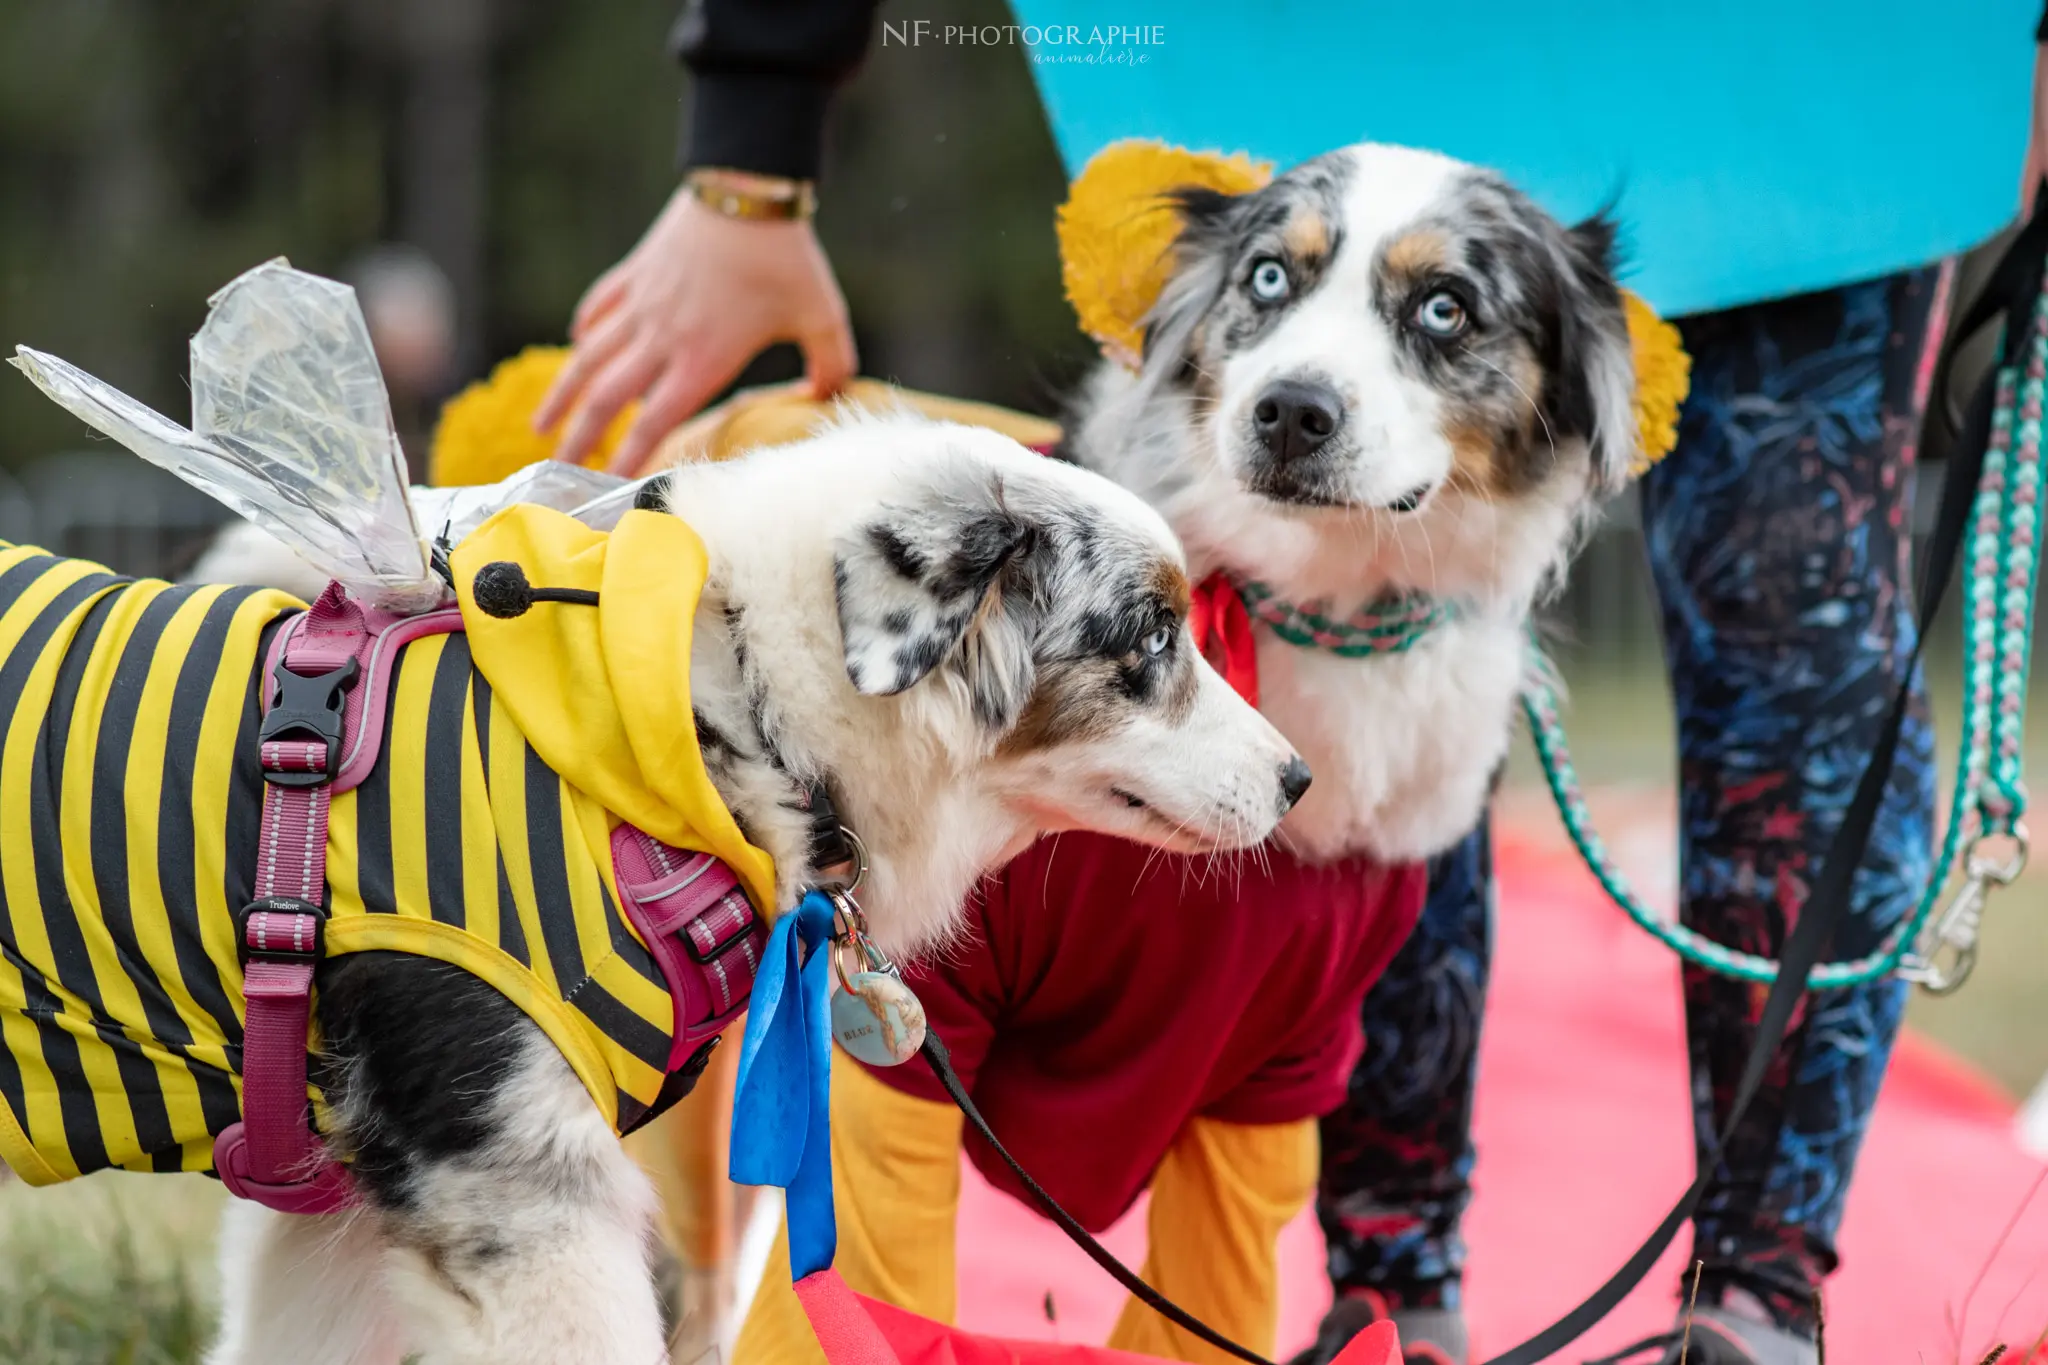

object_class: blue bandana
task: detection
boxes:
[728,890,839,1279]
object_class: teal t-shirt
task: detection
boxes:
[1010,1,2036,316]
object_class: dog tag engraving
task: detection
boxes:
[831,970,926,1066]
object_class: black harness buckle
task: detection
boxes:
[235,897,328,966]
[259,657,359,788]
[682,891,760,966]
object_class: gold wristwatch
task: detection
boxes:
[684,167,819,223]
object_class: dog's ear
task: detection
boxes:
[1138,186,1242,375]
[1056,140,1270,367]
[1545,211,1639,495]
[833,482,1040,726]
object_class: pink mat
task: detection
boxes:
[944,833,2048,1363]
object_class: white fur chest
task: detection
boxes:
[1255,613,1526,866]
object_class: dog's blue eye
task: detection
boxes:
[1248,259,1290,304]
[1142,627,1171,657]
[1413,291,1469,337]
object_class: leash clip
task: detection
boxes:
[815,825,869,895]
[1902,824,2027,994]
[822,886,882,980]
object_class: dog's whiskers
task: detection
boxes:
[1471,352,1558,468]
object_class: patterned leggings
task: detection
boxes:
[1315,266,1947,1336]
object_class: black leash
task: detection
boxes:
[918,1028,1279,1365]
[1481,197,2048,1365]
[911,200,2048,1365]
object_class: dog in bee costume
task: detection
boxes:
[2,259,1301,1364]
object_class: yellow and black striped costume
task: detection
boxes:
[0,506,775,1185]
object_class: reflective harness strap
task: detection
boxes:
[213,584,373,1214]
[609,824,765,1084]
[212,581,767,1214]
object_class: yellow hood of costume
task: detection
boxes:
[449,504,778,916]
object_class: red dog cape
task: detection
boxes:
[795,1267,1403,1365]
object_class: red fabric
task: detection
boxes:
[848,1289,1406,1364]
[1329,1322,1401,1365]
[858,1292,1215,1364]
[934,833,2048,1363]
[795,1270,903,1365]
[866,833,1426,1231]
[1188,572,1260,706]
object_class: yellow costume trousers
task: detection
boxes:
[734,1059,1317,1364]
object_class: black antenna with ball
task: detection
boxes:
[468,561,600,618]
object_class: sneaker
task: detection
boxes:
[1289,1290,1470,1365]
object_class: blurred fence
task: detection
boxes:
[0,453,233,581]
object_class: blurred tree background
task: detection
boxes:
[0,0,1090,475]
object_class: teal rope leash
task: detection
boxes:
[1230,287,2042,992]
[1521,288,2047,991]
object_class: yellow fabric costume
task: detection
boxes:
[0,508,772,1185]
[733,1062,1318,1365]
[430,368,1060,488]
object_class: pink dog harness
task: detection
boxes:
[213,582,765,1214]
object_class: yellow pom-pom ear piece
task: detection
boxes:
[1622,290,1689,474]
[1055,138,1690,479]
[1056,139,1271,370]
[427,346,636,488]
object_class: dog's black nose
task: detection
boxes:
[1252,381,1343,464]
[1277,755,1313,813]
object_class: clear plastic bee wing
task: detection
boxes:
[410,462,629,549]
[10,258,438,609]
[9,345,240,503]
[188,260,429,598]
[567,474,665,532]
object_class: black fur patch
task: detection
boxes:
[1148,154,1354,375]
[631,474,674,511]
[693,708,735,756]
[1076,602,1176,702]
[312,953,527,1209]
[835,483,1040,707]
[891,630,951,690]
[1369,170,1631,495]
[869,524,926,581]
[930,515,1031,603]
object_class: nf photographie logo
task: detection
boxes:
[882,20,1165,66]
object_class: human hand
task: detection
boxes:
[534,184,856,475]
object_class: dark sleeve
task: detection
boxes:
[2038,2,2047,41]
[670,0,885,181]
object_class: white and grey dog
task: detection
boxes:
[200,417,1303,1364]
[1067,141,1637,865]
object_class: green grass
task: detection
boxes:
[0,1172,223,1365]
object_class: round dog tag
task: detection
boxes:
[830,970,926,1066]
